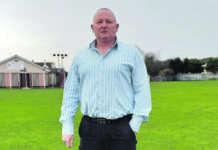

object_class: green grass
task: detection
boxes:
[0,80,218,150]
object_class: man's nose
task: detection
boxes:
[101,21,107,27]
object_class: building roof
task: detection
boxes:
[35,62,55,69]
[0,55,51,72]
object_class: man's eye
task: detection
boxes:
[106,21,112,23]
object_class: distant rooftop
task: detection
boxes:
[35,62,56,69]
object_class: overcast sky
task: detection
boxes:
[0,0,217,71]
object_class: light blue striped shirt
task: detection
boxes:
[60,39,152,135]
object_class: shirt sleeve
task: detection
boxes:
[129,48,152,132]
[59,58,80,135]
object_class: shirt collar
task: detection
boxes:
[89,37,119,50]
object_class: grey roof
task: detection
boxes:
[35,62,55,69]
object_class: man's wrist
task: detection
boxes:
[62,119,74,135]
[129,115,143,132]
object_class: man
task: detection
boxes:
[60,8,152,150]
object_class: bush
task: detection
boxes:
[159,68,174,76]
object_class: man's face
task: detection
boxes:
[91,9,119,41]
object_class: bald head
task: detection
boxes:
[91,8,119,42]
[93,8,117,24]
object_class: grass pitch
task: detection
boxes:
[0,80,218,150]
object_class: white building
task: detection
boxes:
[0,55,60,88]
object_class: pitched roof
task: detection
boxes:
[0,55,50,72]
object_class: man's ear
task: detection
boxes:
[116,24,119,31]
[91,24,94,31]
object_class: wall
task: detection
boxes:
[150,73,218,82]
[0,72,65,88]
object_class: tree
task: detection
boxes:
[183,58,189,73]
[206,57,218,73]
[169,57,203,74]
[144,52,158,76]
[169,57,183,74]
[187,59,203,73]
[144,52,169,76]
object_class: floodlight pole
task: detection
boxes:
[57,54,60,68]
[53,53,67,69]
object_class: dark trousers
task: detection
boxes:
[79,115,137,150]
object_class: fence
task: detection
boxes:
[0,72,66,88]
[151,73,218,82]
[2,72,217,87]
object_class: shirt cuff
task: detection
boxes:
[62,119,74,135]
[142,115,149,123]
[129,115,143,133]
